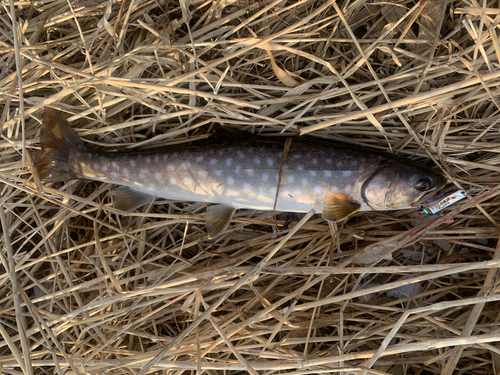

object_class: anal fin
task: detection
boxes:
[322,193,361,222]
[206,204,236,239]
[111,186,154,212]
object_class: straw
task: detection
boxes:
[1,0,500,374]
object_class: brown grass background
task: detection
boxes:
[1,0,500,374]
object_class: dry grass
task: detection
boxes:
[1,0,500,374]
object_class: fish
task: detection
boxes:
[36,107,447,238]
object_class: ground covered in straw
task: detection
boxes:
[1,0,500,374]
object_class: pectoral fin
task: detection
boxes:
[322,193,361,222]
[111,186,155,212]
[206,204,236,239]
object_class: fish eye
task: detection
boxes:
[416,177,431,191]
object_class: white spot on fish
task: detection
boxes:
[155,172,162,180]
[352,160,358,167]
[139,172,145,179]
[199,170,208,178]
[227,176,235,185]
[309,171,317,177]
[302,178,308,186]
[293,154,300,159]
[210,158,217,166]
[130,160,136,167]
[337,161,343,168]
[123,168,129,177]
[254,158,261,165]
[237,151,244,159]
[244,183,252,190]
[235,165,241,174]
[111,172,119,178]
[196,156,203,163]
[225,158,232,167]
[342,171,352,177]
[215,170,222,176]
[314,186,322,194]
[262,173,269,182]
[326,159,332,164]
[324,170,332,178]
[297,165,304,171]
[102,165,108,172]
[111,162,118,169]
[146,156,151,164]
[171,177,177,184]
[288,175,295,183]
[155,155,159,162]
[312,158,318,165]
[267,158,273,166]
[168,164,175,171]
[183,177,191,186]
[247,170,254,176]
[163,155,168,160]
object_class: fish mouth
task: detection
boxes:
[410,189,445,207]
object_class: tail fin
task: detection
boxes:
[36,107,86,182]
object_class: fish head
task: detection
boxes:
[361,159,446,210]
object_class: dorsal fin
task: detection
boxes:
[209,126,259,141]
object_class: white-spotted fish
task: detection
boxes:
[36,108,446,238]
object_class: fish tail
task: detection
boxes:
[36,107,88,182]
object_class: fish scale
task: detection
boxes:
[36,108,446,238]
